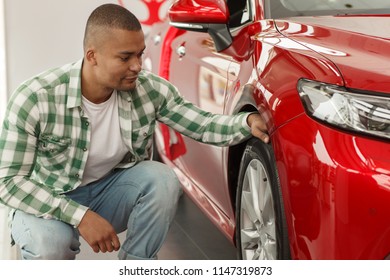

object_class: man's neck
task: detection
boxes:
[81,65,113,104]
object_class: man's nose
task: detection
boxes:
[129,58,142,72]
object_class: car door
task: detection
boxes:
[167,28,235,218]
[166,0,253,220]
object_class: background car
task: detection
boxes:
[143,0,390,260]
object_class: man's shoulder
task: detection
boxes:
[17,61,79,94]
[138,70,170,85]
[137,70,176,93]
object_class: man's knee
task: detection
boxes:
[148,162,181,200]
[31,228,80,259]
[136,161,181,198]
[143,161,178,182]
[133,161,181,216]
[12,211,80,260]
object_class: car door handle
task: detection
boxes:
[176,45,186,59]
[153,34,161,45]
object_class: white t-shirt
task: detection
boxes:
[81,91,128,186]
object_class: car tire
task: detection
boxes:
[235,138,291,260]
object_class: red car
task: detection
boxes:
[143,0,390,259]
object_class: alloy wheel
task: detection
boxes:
[239,158,277,260]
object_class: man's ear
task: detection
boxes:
[85,48,97,65]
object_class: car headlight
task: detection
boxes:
[298,79,390,140]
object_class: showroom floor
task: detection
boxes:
[77,192,237,260]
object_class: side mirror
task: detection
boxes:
[168,0,233,52]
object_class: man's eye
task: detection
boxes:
[121,57,129,62]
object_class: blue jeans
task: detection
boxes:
[11,161,181,260]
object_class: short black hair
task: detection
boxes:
[83,3,142,49]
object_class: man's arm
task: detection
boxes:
[0,90,87,226]
[154,76,269,146]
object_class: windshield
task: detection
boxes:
[268,0,390,18]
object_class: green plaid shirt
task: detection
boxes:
[0,59,251,227]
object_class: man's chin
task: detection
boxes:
[117,83,136,91]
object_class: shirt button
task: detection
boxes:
[85,121,89,126]
[83,148,87,152]
[75,174,79,178]
[143,132,147,137]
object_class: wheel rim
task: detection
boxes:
[239,158,277,260]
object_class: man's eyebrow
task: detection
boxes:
[119,47,146,56]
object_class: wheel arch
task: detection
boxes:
[227,80,264,215]
[227,104,258,216]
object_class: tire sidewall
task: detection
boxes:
[235,138,290,260]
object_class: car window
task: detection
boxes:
[227,0,252,28]
[267,0,390,18]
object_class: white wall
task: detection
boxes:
[0,1,6,118]
[4,0,172,94]
[4,0,117,94]
[0,0,11,261]
[0,0,170,260]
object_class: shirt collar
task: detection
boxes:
[66,60,145,109]
[67,59,83,109]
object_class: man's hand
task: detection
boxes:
[247,113,269,143]
[78,210,120,253]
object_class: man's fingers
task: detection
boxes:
[112,235,121,251]
[103,235,120,252]
[255,130,269,143]
[91,243,100,253]
[247,113,270,143]
[78,210,121,253]
[100,240,109,253]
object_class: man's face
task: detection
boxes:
[92,28,146,92]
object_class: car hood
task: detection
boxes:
[275,16,390,94]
